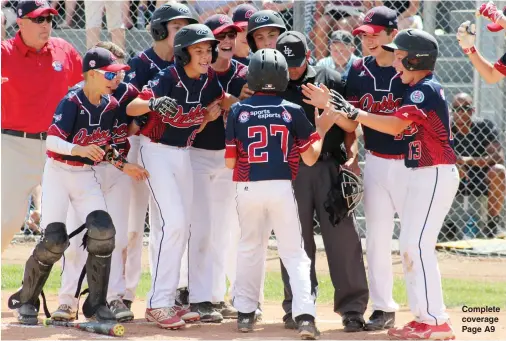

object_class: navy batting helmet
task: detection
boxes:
[173,24,219,66]
[247,48,289,92]
[150,3,198,41]
[382,29,439,71]
[246,10,287,53]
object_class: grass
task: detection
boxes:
[2,265,505,309]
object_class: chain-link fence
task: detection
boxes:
[4,0,505,257]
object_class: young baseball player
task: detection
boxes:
[126,23,239,330]
[328,29,458,340]
[231,3,258,65]
[176,13,248,322]
[457,1,506,84]
[8,47,148,325]
[225,48,335,339]
[52,42,142,323]
[246,9,286,53]
[123,2,198,310]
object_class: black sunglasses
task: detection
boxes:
[25,15,53,24]
[216,31,237,41]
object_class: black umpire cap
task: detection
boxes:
[276,31,309,68]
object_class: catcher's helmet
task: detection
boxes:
[246,48,289,92]
[173,24,219,66]
[150,3,198,41]
[382,29,439,71]
[324,168,364,226]
[246,10,287,53]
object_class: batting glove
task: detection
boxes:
[457,21,477,54]
[477,1,503,23]
[148,96,179,117]
[329,89,360,121]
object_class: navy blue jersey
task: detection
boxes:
[47,89,120,165]
[345,56,408,155]
[393,74,456,168]
[193,60,248,150]
[139,64,225,147]
[111,82,139,156]
[495,53,506,76]
[126,47,173,91]
[225,95,319,182]
[233,55,250,66]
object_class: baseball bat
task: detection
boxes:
[42,318,125,337]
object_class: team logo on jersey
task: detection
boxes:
[73,127,111,146]
[440,88,445,100]
[238,111,250,123]
[245,10,254,19]
[53,114,62,122]
[283,46,294,57]
[162,104,205,128]
[410,90,425,104]
[359,93,402,114]
[282,110,292,123]
[196,29,210,35]
[112,122,128,141]
[89,60,96,68]
[52,61,63,72]
[128,71,136,80]
[255,16,269,23]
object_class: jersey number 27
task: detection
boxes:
[248,125,289,163]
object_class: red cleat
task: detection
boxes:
[388,320,455,340]
[145,307,185,329]
[173,305,200,322]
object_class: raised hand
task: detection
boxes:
[314,105,336,136]
[301,83,331,109]
[456,21,476,52]
[476,1,503,23]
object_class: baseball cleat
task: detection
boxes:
[342,312,365,332]
[298,319,320,340]
[51,304,76,322]
[283,313,298,330]
[108,299,134,322]
[173,305,200,322]
[145,307,186,329]
[388,321,456,340]
[365,310,395,331]
[16,303,39,325]
[213,301,238,319]
[190,302,223,323]
[237,311,255,332]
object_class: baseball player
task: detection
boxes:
[457,1,506,84]
[329,29,458,340]
[52,43,141,323]
[123,2,198,310]
[225,48,335,339]
[8,47,148,325]
[231,3,258,65]
[247,9,287,53]
[126,24,239,329]
[340,6,409,330]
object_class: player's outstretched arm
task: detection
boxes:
[456,21,505,84]
[337,109,412,136]
[127,98,151,116]
[300,107,336,166]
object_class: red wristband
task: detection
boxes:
[463,46,477,55]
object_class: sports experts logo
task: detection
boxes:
[238,111,250,123]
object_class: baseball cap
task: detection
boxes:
[330,30,355,46]
[276,31,308,68]
[232,4,258,28]
[83,47,131,73]
[204,14,242,35]
[487,6,506,32]
[352,6,398,36]
[17,0,57,18]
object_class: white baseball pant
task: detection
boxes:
[123,135,151,302]
[58,163,132,308]
[399,164,459,325]
[139,136,193,309]
[363,152,409,313]
[233,180,315,318]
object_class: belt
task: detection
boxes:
[369,151,404,160]
[318,152,335,161]
[2,129,47,140]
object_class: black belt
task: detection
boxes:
[2,129,47,140]
[318,152,334,161]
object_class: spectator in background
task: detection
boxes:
[446,93,506,240]
[374,1,422,30]
[230,2,258,65]
[55,0,77,29]
[191,0,248,22]
[84,0,125,53]
[262,0,293,30]
[316,30,358,81]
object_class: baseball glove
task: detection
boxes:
[148,96,179,117]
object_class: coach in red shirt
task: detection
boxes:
[1,0,83,253]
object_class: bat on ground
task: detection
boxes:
[42,318,125,337]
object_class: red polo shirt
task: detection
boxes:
[1,32,83,133]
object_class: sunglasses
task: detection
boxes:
[95,69,119,81]
[451,105,473,112]
[25,15,53,24]
[215,31,237,41]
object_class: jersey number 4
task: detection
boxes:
[248,125,289,163]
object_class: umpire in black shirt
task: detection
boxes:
[276,31,369,332]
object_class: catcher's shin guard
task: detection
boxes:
[81,211,116,322]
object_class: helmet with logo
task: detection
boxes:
[382,29,439,71]
[246,48,289,92]
[173,24,219,66]
[150,3,198,41]
[246,10,287,53]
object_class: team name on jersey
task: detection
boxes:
[162,104,206,128]
[359,93,402,114]
[73,127,111,146]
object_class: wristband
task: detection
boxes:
[463,46,477,55]
[104,146,128,171]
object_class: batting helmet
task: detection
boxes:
[324,168,364,226]
[150,3,198,41]
[246,10,287,53]
[246,48,289,92]
[173,24,219,66]
[382,29,439,71]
